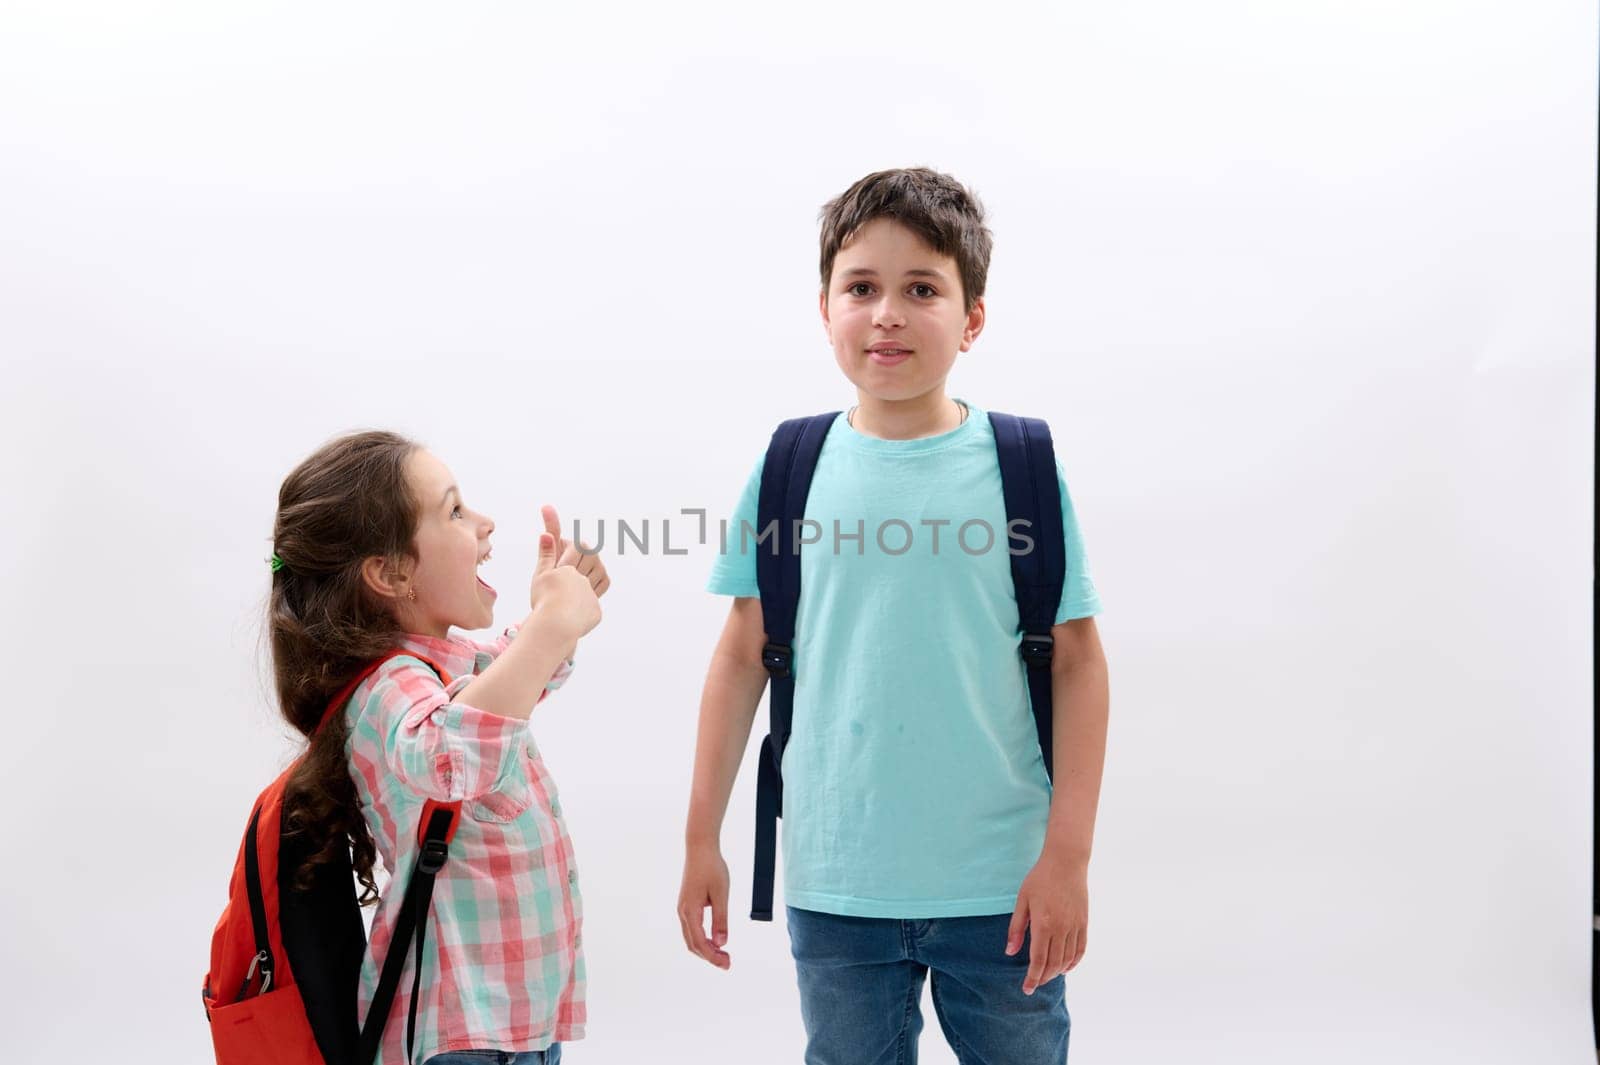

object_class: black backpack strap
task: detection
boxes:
[750,411,839,921]
[240,804,275,999]
[990,412,1067,780]
[356,800,460,1065]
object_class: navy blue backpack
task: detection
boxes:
[749,410,1067,920]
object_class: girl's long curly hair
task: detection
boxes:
[269,430,420,903]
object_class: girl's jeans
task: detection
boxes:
[423,1047,561,1065]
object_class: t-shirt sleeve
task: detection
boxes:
[1054,459,1103,623]
[706,451,765,598]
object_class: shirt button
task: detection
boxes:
[568,869,578,886]
[551,798,562,816]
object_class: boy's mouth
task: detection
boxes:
[868,347,911,366]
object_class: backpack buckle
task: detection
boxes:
[762,643,793,679]
[418,838,450,875]
[1019,633,1054,669]
[418,799,462,845]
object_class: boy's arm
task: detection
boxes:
[1043,616,1110,865]
[678,595,771,970]
[1007,615,1110,993]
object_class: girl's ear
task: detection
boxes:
[360,555,409,602]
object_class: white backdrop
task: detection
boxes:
[0,2,1593,1062]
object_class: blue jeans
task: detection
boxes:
[787,907,1069,1065]
[423,1048,561,1065]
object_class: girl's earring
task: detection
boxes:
[406,588,417,603]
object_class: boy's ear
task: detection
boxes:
[818,287,831,335]
[959,297,987,352]
[360,555,409,602]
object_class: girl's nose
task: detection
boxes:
[481,514,495,538]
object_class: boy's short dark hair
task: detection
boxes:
[818,167,993,313]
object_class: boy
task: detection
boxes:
[677,167,1110,1063]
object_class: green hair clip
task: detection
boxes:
[269,554,285,573]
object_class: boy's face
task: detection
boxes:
[820,217,985,404]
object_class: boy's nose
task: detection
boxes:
[872,297,906,328]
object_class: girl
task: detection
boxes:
[269,429,606,1065]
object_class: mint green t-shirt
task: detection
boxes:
[707,402,1102,918]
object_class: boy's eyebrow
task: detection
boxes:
[839,267,950,281]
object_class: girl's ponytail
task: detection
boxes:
[268,430,420,901]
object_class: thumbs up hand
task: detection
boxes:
[528,505,602,644]
[533,504,610,595]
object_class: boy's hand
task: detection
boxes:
[677,843,732,970]
[541,504,610,597]
[1006,849,1089,994]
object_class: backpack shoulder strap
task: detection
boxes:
[990,411,1066,780]
[336,650,457,1065]
[750,411,839,922]
[755,412,840,660]
[356,802,460,1065]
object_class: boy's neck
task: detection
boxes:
[850,390,966,441]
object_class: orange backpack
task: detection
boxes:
[203,650,460,1065]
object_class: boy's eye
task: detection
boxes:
[911,283,936,298]
[848,282,873,297]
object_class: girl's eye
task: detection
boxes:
[451,504,463,519]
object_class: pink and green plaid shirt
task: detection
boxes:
[344,627,584,1063]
